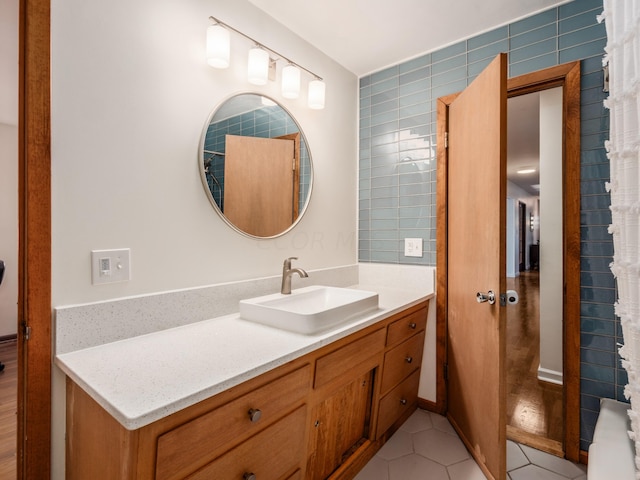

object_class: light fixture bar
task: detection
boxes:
[209,16,323,82]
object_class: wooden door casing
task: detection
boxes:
[19,0,52,478]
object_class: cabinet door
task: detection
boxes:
[307,370,375,480]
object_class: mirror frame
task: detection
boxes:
[198,93,314,239]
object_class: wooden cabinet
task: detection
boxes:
[307,328,385,479]
[307,370,375,480]
[65,300,429,480]
[156,365,311,479]
[186,406,307,480]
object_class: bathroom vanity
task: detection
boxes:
[61,294,430,480]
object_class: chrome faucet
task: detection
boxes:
[281,257,308,294]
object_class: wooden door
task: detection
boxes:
[445,54,507,480]
[224,135,294,237]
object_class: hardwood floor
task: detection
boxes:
[506,271,564,456]
[0,339,17,478]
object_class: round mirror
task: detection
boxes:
[199,93,313,238]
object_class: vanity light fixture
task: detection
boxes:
[517,167,536,174]
[207,16,325,109]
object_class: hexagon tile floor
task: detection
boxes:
[354,409,587,480]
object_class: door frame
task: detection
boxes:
[518,201,526,272]
[18,0,52,478]
[436,61,581,462]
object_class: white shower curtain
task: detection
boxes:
[600,0,640,475]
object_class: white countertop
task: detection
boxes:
[55,285,432,430]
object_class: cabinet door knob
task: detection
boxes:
[248,408,262,422]
[243,473,256,480]
[400,398,407,406]
[409,322,417,329]
[405,356,413,364]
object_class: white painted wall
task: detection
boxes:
[0,0,18,337]
[50,0,358,477]
[50,0,358,307]
[0,0,18,126]
[506,197,517,277]
[0,124,18,337]
[538,87,563,384]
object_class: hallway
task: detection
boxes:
[506,271,563,454]
[0,339,16,477]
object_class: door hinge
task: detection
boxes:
[22,322,31,341]
[444,132,449,149]
[292,157,296,171]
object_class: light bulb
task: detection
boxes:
[281,64,301,99]
[206,24,230,69]
[308,79,326,109]
[247,46,269,85]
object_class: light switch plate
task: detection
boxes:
[404,238,423,257]
[91,248,131,285]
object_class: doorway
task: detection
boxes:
[435,60,582,475]
[505,90,564,455]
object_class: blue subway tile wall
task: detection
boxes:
[358,0,615,450]
[204,105,311,215]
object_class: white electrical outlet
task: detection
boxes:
[91,248,131,285]
[404,238,423,257]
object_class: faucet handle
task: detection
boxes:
[283,256,298,268]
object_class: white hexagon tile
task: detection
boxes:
[354,410,587,480]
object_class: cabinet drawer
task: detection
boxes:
[386,305,427,346]
[187,406,307,480]
[376,369,420,438]
[156,365,312,480]
[314,329,385,388]
[380,331,425,394]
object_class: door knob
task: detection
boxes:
[476,291,496,305]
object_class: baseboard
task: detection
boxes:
[580,449,588,465]
[418,397,444,414]
[0,334,17,343]
[537,366,563,385]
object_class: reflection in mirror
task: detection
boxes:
[200,94,312,238]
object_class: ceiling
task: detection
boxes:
[248,0,571,77]
[508,93,541,195]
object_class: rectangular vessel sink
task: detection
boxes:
[239,286,379,335]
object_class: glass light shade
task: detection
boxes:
[247,47,269,85]
[281,64,301,99]
[308,79,326,109]
[206,25,230,68]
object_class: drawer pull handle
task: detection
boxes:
[409,322,417,329]
[243,473,256,480]
[248,408,262,422]
[400,398,407,406]
[405,356,413,364]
